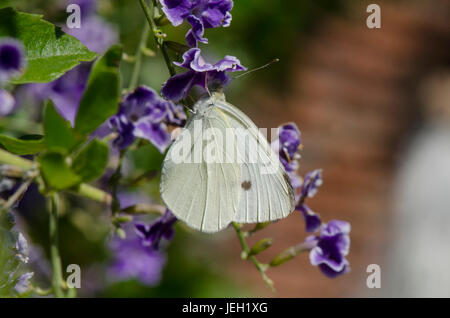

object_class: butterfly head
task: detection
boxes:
[210,90,226,103]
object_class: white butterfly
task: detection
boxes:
[160,92,295,233]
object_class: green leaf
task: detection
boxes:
[44,101,84,153]
[0,134,45,155]
[75,45,122,135]
[128,143,165,173]
[38,152,81,190]
[72,139,109,182]
[0,7,97,83]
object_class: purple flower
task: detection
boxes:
[0,89,15,116]
[13,272,33,294]
[273,123,301,173]
[0,38,25,82]
[135,210,177,250]
[15,232,29,264]
[161,48,246,101]
[109,86,186,151]
[308,220,350,278]
[297,204,321,233]
[160,0,193,26]
[301,169,323,199]
[65,0,97,19]
[28,63,91,125]
[160,0,233,47]
[109,235,165,286]
[186,15,208,47]
[198,0,233,28]
[64,16,118,54]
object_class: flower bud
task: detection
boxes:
[270,248,296,267]
[250,222,271,234]
[116,227,126,239]
[112,214,133,225]
[248,238,273,256]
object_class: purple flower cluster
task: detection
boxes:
[307,220,351,278]
[160,0,233,47]
[135,210,178,250]
[161,48,246,101]
[273,123,322,232]
[109,86,186,152]
[0,229,34,295]
[109,233,166,286]
[0,38,24,116]
[158,0,244,101]
[274,123,350,278]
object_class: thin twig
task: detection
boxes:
[269,241,314,267]
[49,194,65,298]
[232,222,275,292]
[122,203,166,215]
[0,148,33,170]
[139,0,176,76]
[74,183,111,205]
[110,150,126,216]
[0,178,33,212]
[0,149,112,205]
[31,285,52,296]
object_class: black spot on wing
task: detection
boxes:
[241,180,252,191]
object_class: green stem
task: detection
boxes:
[232,222,275,292]
[0,148,33,170]
[129,22,150,91]
[110,150,126,216]
[139,0,176,76]
[32,286,52,296]
[1,178,33,212]
[270,241,314,267]
[75,184,111,205]
[0,116,42,135]
[122,203,166,215]
[0,149,111,205]
[49,194,65,298]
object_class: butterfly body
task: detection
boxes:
[160,92,295,233]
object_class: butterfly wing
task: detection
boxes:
[160,99,241,233]
[214,99,295,223]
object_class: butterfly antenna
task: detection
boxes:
[185,106,196,114]
[204,72,212,97]
[233,58,280,80]
[183,95,197,114]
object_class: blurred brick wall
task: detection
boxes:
[222,0,450,297]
